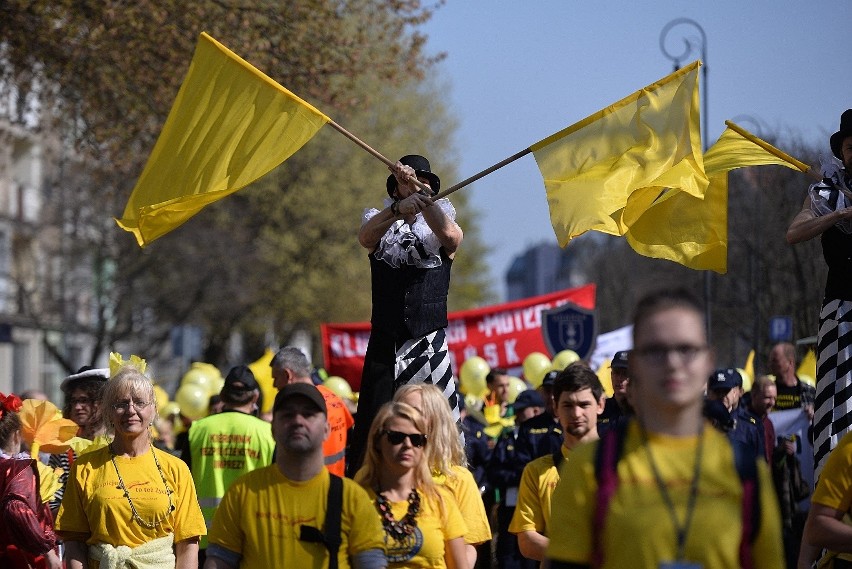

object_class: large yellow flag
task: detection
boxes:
[532,61,703,247]
[625,122,810,272]
[116,33,330,246]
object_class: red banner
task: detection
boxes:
[320,284,596,390]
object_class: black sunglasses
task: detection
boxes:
[383,430,427,448]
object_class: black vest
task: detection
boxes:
[821,225,852,301]
[369,250,452,339]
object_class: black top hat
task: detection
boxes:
[386,155,441,198]
[830,109,852,160]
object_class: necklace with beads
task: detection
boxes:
[374,488,421,541]
[110,443,175,529]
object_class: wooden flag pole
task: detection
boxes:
[328,119,433,194]
[724,120,812,174]
[433,148,533,200]
[329,119,532,201]
[725,120,852,200]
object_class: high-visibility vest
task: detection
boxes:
[188,410,275,548]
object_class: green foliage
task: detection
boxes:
[2,0,496,371]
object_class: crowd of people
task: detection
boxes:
[3,115,852,569]
[0,298,837,569]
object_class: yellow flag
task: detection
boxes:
[797,348,817,383]
[532,61,702,247]
[625,122,809,273]
[116,32,330,246]
[743,349,755,385]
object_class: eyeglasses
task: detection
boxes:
[70,397,93,406]
[112,399,153,413]
[633,344,708,365]
[383,430,427,448]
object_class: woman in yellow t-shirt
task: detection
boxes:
[56,363,206,569]
[394,384,492,567]
[356,401,468,569]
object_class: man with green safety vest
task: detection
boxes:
[186,365,275,566]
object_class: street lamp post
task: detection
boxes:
[659,18,712,340]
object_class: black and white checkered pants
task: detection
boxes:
[814,298,852,478]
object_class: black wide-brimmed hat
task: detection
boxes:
[830,109,852,159]
[386,154,441,197]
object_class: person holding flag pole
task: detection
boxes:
[348,155,464,476]
[787,109,852,480]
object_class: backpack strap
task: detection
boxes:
[731,440,760,569]
[552,448,565,470]
[299,474,344,569]
[590,423,760,569]
[591,419,628,569]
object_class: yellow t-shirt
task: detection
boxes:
[546,422,784,569]
[208,466,384,568]
[509,446,569,535]
[55,446,206,552]
[363,486,466,569]
[811,429,852,562]
[434,464,491,545]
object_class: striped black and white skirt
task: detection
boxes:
[394,328,460,422]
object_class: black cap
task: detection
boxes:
[223,365,259,392]
[610,351,630,370]
[273,383,327,415]
[513,389,545,412]
[541,370,560,388]
[708,368,742,391]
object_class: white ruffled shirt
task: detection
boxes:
[362,198,456,269]
[810,154,852,234]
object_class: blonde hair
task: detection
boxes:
[354,401,439,503]
[101,365,156,435]
[393,384,466,477]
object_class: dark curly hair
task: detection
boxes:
[0,410,22,450]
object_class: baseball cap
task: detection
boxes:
[222,365,260,392]
[610,351,630,370]
[708,368,742,391]
[513,389,546,412]
[541,370,560,388]
[273,383,327,415]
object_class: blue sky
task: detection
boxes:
[420,1,852,300]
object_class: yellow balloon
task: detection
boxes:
[551,350,580,371]
[523,352,552,388]
[175,384,209,421]
[464,393,482,412]
[181,363,219,395]
[153,385,169,412]
[324,376,354,400]
[506,376,527,403]
[160,401,181,418]
[460,357,490,398]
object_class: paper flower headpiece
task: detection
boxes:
[18,399,78,455]
[109,352,148,377]
[0,391,22,420]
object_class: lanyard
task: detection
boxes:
[640,424,705,562]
